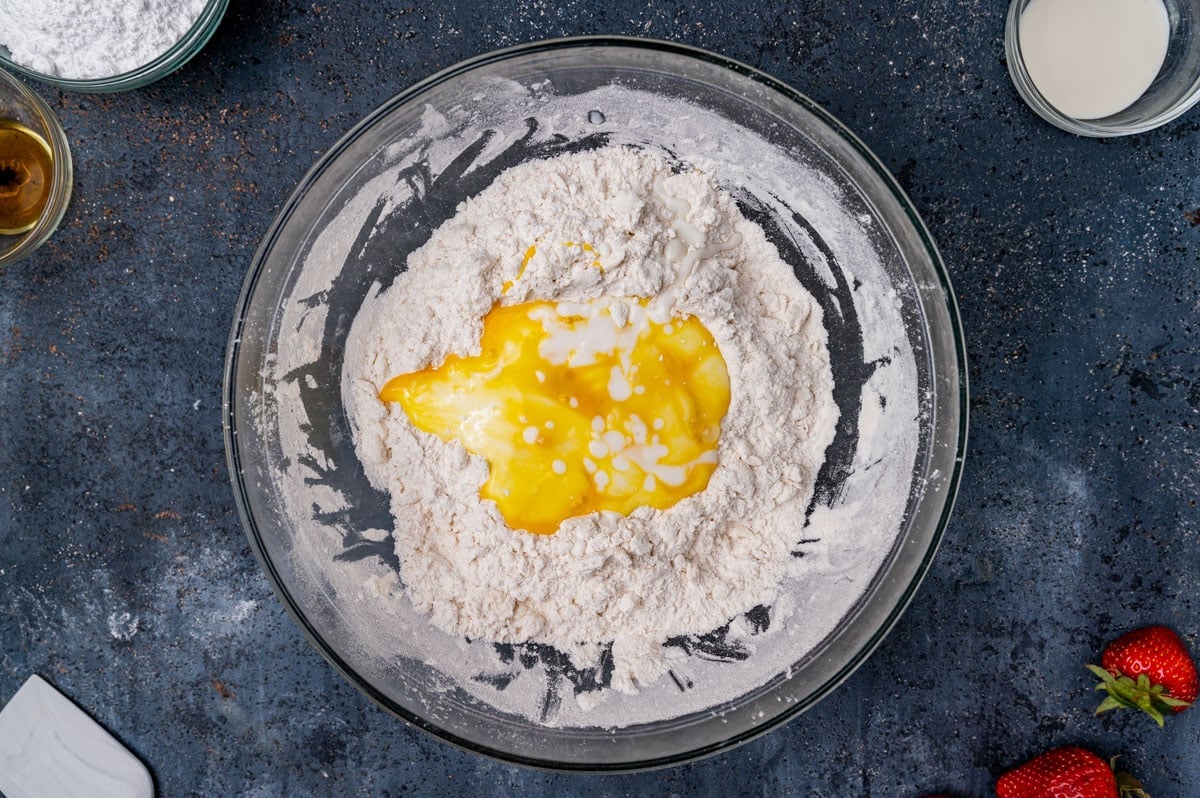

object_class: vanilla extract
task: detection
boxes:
[0,119,53,236]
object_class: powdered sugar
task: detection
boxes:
[0,0,207,79]
[342,147,839,696]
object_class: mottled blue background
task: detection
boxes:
[2,0,1198,795]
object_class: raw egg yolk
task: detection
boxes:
[501,245,538,294]
[379,298,730,534]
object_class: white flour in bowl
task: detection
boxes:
[342,147,839,697]
[0,0,207,79]
[264,80,924,728]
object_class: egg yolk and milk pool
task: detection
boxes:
[381,295,730,534]
[380,175,742,534]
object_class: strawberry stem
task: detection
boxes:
[1115,771,1151,797]
[1087,664,1192,727]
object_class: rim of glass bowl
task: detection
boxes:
[1005,0,1200,137]
[0,0,228,93]
[223,35,970,772]
[0,69,73,266]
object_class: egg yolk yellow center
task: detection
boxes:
[379,298,730,534]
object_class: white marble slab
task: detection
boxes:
[0,675,153,798]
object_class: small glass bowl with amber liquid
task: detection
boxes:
[0,69,72,265]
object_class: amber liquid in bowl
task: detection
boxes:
[0,120,53,236]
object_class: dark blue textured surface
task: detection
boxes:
[2,1,1198,795]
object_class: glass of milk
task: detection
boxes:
[1006,0,1200,135]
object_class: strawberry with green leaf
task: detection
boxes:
[995,746,1148,798]
[1087,625,1198,726]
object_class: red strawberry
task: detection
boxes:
[1087,625,1198,726]
[995,746,1148,798]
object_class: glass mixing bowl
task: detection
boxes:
[0,0,228,93]
[224,37,967,771]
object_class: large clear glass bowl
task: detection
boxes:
[224,37,968,771]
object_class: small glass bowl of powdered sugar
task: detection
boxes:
[0,0,228,92]
[1005,0,1200,136]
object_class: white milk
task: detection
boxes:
[1019,0,1170,119]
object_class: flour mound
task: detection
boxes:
[343,147,838,695]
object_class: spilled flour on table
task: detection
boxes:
[342,147,838,699]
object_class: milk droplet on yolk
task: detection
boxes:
[379,298,730,535]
